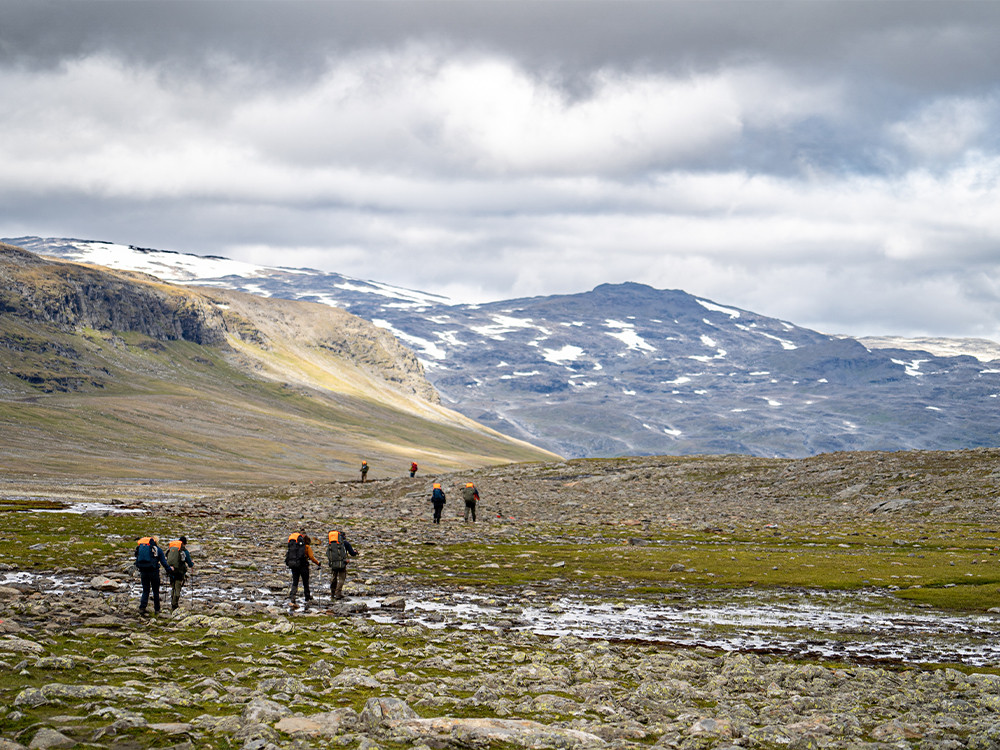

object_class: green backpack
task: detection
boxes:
[326,531,348,569]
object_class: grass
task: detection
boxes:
[386,522,1000,611]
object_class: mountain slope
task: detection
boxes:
[0,243,558,480]
[9,237,1000,459]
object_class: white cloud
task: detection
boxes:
[2,19,1000,344]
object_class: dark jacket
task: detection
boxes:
[135,540,172,574]
[431,487,446,505]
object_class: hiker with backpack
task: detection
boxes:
[165,536,194,611]
[430,483,446,524]
[360,461,369,482]
[326,529,359,600]
[461,482,480,523]
[134,536,174,616]
[286,531,321,607]
[410,461,418,478]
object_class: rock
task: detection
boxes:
[27,728,75,749]
[146,722,192,734]
[332,667,382,689]
[88,576,121,592]
[242,698,292,724]
[381,596,406,610]
[383,717,607,748]
[0,586,23,599]
[274,716,324,736]
[689,717,734,739]
[360,697,419,730]
[867,498,916,513]
[0,738,28,750]
[0,637,45,655]
[14,688,47,707]
[669,563,686,572]
[34,657,74,670]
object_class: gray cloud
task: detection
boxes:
[2,0,999,341]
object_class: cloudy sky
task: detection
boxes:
[2,1,999,341]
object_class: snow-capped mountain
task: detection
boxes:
[9,236,1000,458]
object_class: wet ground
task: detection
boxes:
[7,569,999,667]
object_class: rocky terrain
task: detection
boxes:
[11,236,1000,460]
[2,449,1000,749]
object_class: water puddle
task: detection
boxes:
[34,502,146,515]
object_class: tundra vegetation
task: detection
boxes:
[2,449,1000,749]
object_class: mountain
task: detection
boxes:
[8,236,1000,459]
[0,242,558,480]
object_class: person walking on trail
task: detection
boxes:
[134,536,173,616]
[461,482,480,523]
[410,461,418,478]
[326,529,359,600]
[165,536,194,611]
[430,483,446,524]
[360,461,369,483]
[286,531,321,607]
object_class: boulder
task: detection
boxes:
[88,576,121,592]
[27,729,75,749]
[242,697,292,724]
[360,696,419,730]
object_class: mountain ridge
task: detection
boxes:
[7,236,1000,459]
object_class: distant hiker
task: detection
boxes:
[286,531,321,607]
[461,482,480,523]
[165,536,194,611]
[134,536,174,616]
[410,461,418,478]
[360,461,369,483]
[326,529,359,600]
[430,483,446,524]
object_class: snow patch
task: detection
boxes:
[372,319,447,361]
[603,320,656,352]
[543,345,584,364]
[892,358,928,377]
[697,299,741,318]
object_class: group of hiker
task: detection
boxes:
[430,481,480,524]
[132,477,484,613]
[133,536,194,616]
[284,529,358,606]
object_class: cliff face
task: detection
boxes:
[0,242,437,402]
[0,242,225,346]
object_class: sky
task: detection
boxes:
[2,1,1000,342]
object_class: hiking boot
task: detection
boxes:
[138,608,149,617]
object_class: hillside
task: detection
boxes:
[0,243,558,480]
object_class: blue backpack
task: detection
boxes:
[136,537,154,565]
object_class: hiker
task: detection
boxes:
[134,536,174,616]
[326,529,359,600]
[360,461,369,483]
[410,461,418,478]
[165,536,194,611]
[461,482,480,523]
[285,531,321,607]
[430,482,446,524]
